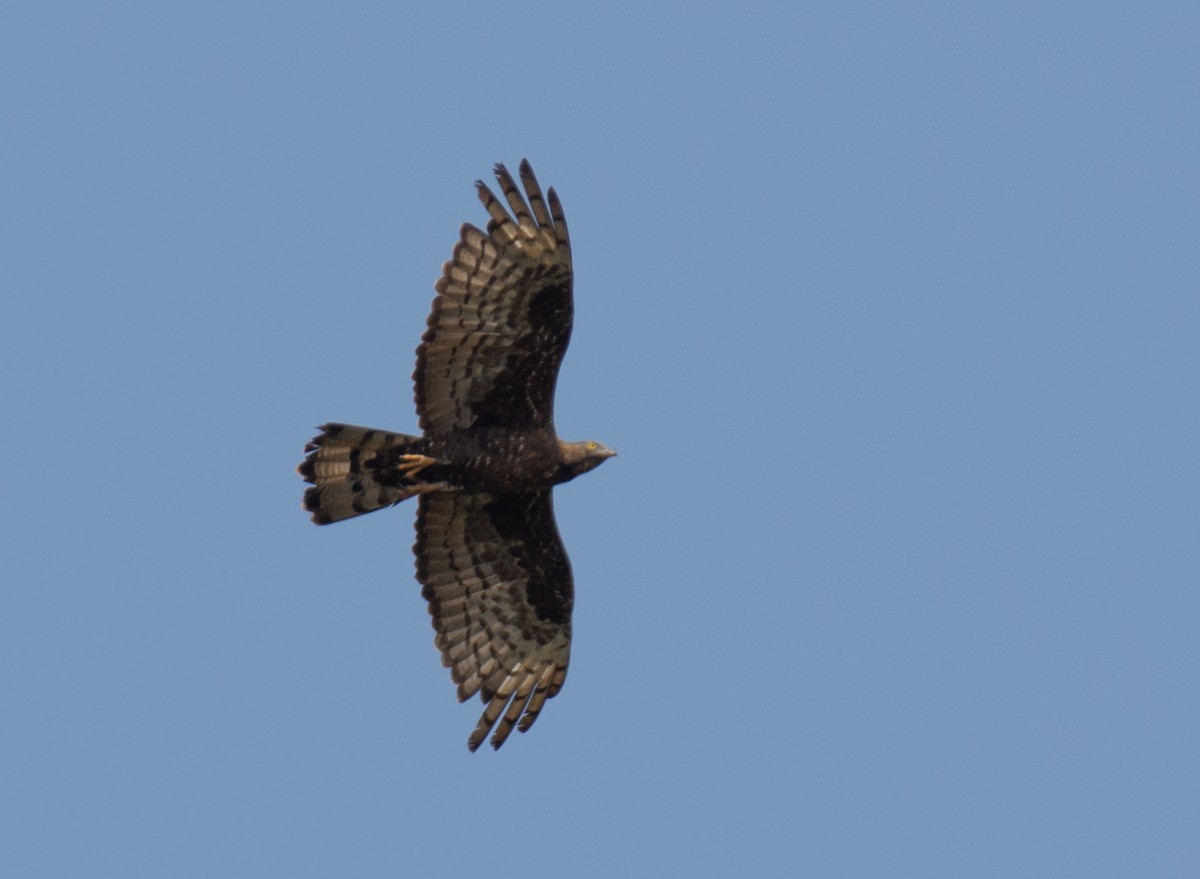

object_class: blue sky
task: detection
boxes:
[3,2,1198,876]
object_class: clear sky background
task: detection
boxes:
[3,2,1198,876]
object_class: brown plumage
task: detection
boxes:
[298,160,615,751]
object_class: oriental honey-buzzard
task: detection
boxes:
[298,160,615,751]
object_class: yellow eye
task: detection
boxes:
[587,441,597,451]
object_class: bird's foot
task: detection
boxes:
[395,453,438,481]
[408,481,453,496]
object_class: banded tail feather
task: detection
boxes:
[297,423,443,524]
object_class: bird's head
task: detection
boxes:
[559,439,618,480]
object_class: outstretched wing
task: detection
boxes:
[415,159,573,434]
[415,490,573,751]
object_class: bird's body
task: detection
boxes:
[426,427,595,493]
[298,160,614,750]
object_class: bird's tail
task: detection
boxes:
[297,423,441,524]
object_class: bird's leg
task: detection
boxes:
[406,481,452,496]
[394,453,438,481]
